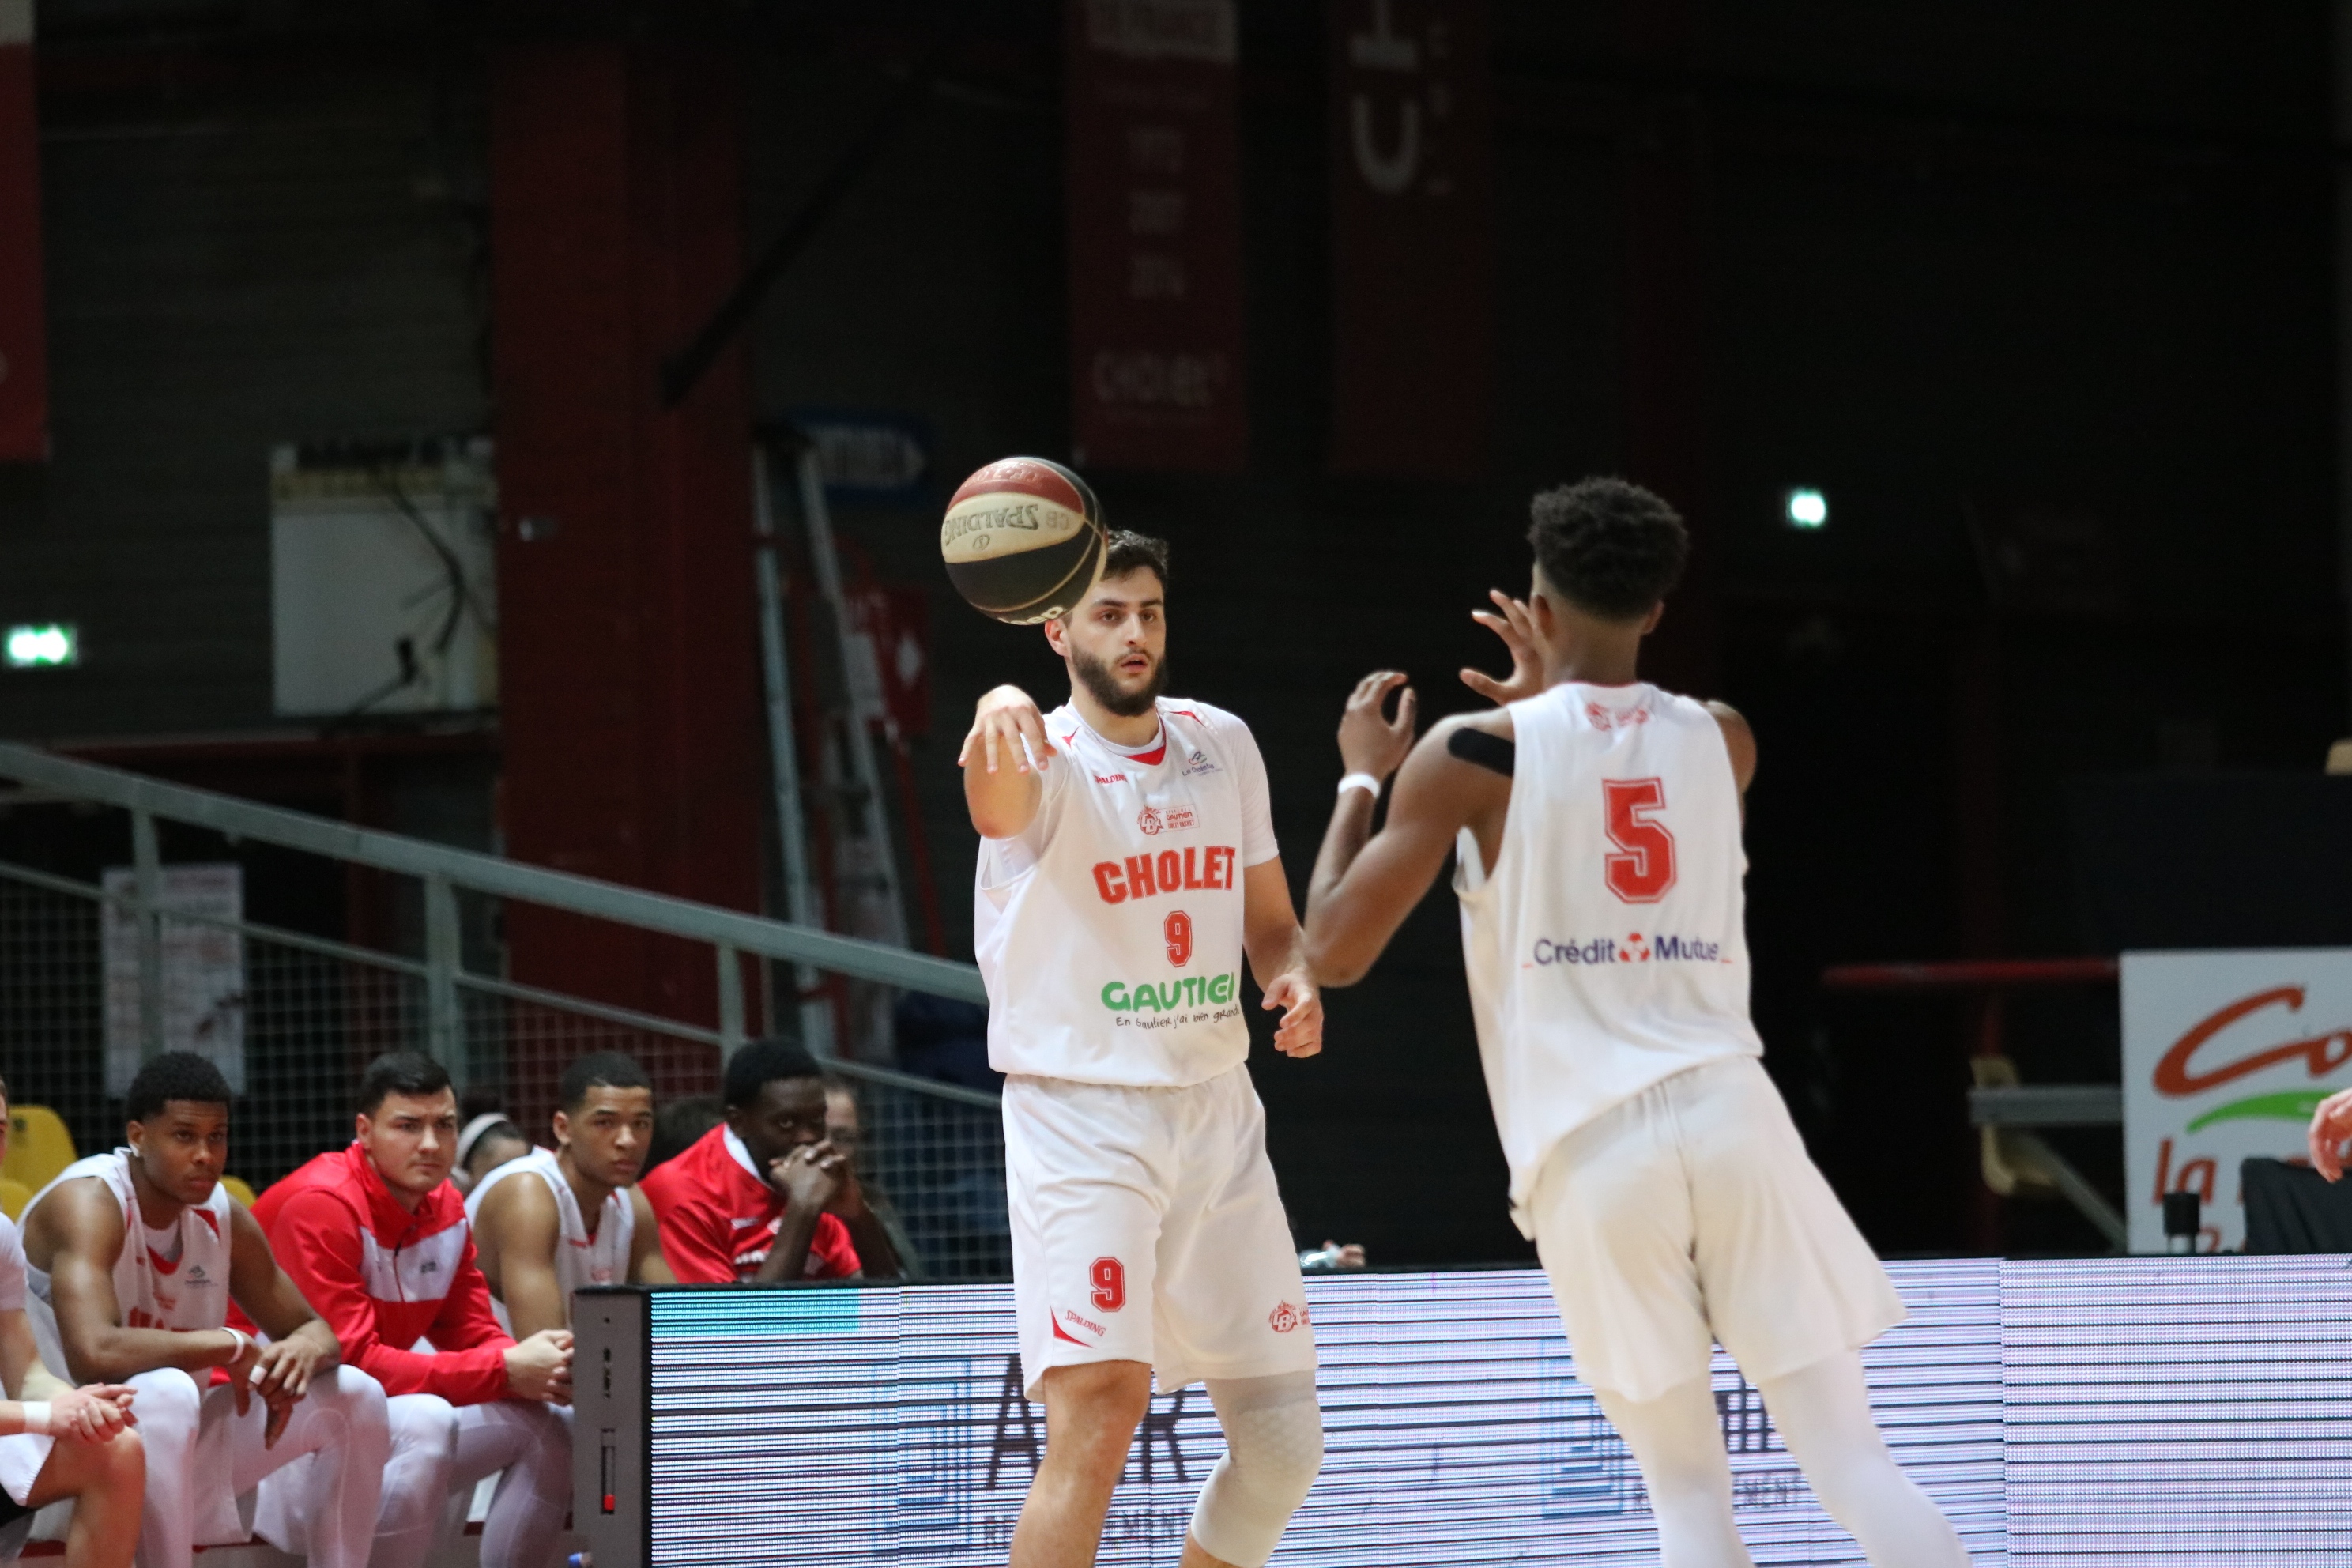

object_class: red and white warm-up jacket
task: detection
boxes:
[244,1141,514,1404]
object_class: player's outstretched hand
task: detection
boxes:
[2310,1087,2352,1182]
[1338,672,1416,783]
[1461,590,1544,706]
[1263,971,1323,1058]
[959,684,1051,775]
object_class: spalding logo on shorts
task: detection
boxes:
[941,456,1108,624]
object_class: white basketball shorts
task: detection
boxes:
[1006,1063,1317,1398]
[1531,1054,1905,1404]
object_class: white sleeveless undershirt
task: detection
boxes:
[1455,682,1764,1234]
[465,1146,632,1331]
[23,1149,236,1372]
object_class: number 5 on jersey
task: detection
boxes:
[1602,778,1675,903]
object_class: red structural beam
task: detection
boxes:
[1820,958,2120,993]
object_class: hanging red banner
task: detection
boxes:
[0,2,44,463]
[1329,0,1491,479]
[1066,0,1247,473]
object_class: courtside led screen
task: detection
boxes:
[576,1255,2352,1566]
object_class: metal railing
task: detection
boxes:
[0,742,1008,1280]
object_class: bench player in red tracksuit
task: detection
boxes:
[249,1054,574,1568]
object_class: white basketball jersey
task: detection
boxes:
[1456,682,1763,1232]
[976,698,1279,1087]
[24,1150,236,1370]
[466,1146,633,1329]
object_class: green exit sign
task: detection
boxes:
[5,624,78,669]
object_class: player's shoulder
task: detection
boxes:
[1160,697,1254,750]
[1167,691,1242,729]
[477,1162,559,1230]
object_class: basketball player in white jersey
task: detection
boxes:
[963,529,1327,1568]
[1302,479,1969,1568]
[0,1073,144,1568]
[20,1051,393,1568]
[470,1052,674,1337]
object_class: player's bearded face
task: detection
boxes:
[1069,640,1166,717]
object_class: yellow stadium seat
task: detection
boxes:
[0,1179,29,1221]
[217,1175,257,1209]
[2,1106,75,1193]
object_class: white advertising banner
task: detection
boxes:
[2120,948,2352,1254]
[101,863,247,1096]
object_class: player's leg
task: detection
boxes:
[22,1421,145,1568]
[370,1393,459,1568]
[450,1400,571,1568]
[1754,1351,1967,1568]
[232,1366,393,1568]
[1004,1076,1167,1568]
[123,1366,204,1568]
[1155,1069,1322,1568]
[1679,1059,1958,1566]
[1013,1360,1154,1568]
[1528,1078,1743,1566]
[1592,1377,1751,1568]
[1179,1373,1321,1568]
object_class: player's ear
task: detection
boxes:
[1640,601,1664,635]
[552,1109,571,1148]
[1042,615,1070,658]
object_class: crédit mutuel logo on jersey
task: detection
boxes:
[1533,932,1729,965]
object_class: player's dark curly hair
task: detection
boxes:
[1102,529,1169,587]
[1527,478,1689,621]
[723,1038,825,1108]
[126,1050,233,1122]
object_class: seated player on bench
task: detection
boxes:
[20,1052,390,1568]
[469,1053,674,1336]
[251,1051,573,1568]
[0,1072,144,1568]
[641,1040,898,1283]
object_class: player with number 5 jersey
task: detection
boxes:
[1302,479,1968,1568]
[959,526,1326,1568]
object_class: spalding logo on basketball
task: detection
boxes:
[941,457,1107,625]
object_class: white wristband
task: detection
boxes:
[18,1402,48,1436]
[220,1327,251,1363]
[1337,772,1381,800]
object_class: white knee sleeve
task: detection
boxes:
[1188,1372,1322,1568]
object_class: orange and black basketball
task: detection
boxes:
[940,457,1106,624]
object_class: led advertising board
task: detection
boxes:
[578,1255,2352,1566]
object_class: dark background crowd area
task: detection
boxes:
[0,0,2346,1266]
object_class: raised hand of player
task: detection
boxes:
[959,684,1051,775]
[1337,672,1417,783]
[1262,971,1324,1058]
[1461,589,1544,706]
[51,1384,137,1442]
[2310,1087,2352,1182]
[769,1141,848,1214]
